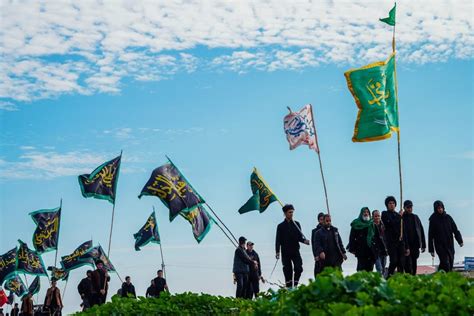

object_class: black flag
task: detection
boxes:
[16,240,47,276]
[133,211,160,251]
[27,276,40,296]
[60,240,93,271]
[30,206,61,253]
[139,161,205,221]
[79,245,116,272]
[4,274,27,297]
[0,247,17,285]
[78,155,121,204]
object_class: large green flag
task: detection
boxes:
[238,168,279,214]
[344,53,398,142]
[380,3,396,26]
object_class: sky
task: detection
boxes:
[0,0,473,314]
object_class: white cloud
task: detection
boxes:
[0,0,472,103]
[0,100,18,111]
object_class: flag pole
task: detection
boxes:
[309,104,330,215]
[153,206,167,279]
[107,150,122,258]
[54,198,62,267]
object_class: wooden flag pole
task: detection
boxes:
[153,206,167,279]
[54,198,62,267]
[107,150,123,258]
[309,104,330,215]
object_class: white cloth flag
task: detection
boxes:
[283,104,319,153]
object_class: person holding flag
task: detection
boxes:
[90,260,110,306]
[275,204,309,288]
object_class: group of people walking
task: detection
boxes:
[235,197,464,296]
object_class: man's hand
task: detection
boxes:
[303,239,310,245]
[405,249,410,256]
[421,248,426,253]
[319,252,325,260]
[430,252,435,257]
[100,289,105,295]
[260,276,265,283]
[342,253,347,261]
[460,243,464,247]
[275,253,280,260]
[314,256,319,262]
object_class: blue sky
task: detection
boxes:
[0,0,473,314]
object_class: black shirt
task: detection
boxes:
[153,277,167,295]
[275,219,305,254]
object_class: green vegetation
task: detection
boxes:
[77,269,473,315]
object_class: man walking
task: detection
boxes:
[382,196,409,277]
[91,259,110,306]
[314,214,347,271]
[347,207,376,271]
[311,212,325,277]
[275,204,310,288]
[77,270,93,311]
[428,200,463,272]
[245,241,263,299]
[402,200,426,275]
[233,236,257,298]
[152,270,168,298]
[121,276,136,298]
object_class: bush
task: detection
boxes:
[77,269,473,315]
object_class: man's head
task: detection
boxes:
[95,259,104,270]
[51,278,57,287]
[157,270,163,278]
[86,270,93,278]
[434,200,445,214]
[14,303,18,307]
[403,200,413,214]
[323,214,331,228]
[317,212,325,225]
[238,236,247,246]
[282,204,294,220]
[372,210,381,224]
[125,276,131,284]
[361,207,371,221]
[385,196,397,211]
[246,241,254,251]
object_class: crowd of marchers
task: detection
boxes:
[232,197,463,297]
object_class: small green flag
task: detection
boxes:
[238,168,278,214]
[344,53,398,142]
[380,3,396,26]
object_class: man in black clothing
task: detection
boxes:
[152,270,168,298]
[275,204,310,288]
[146,280,157,298]
[314,214,347,271]
[11,303,19,316]
[402,200,426,275]
[428,200,463,272]
[77,270,93,311]
[311,212,325,277]
[245,241,263,299]
[381,196,409,277]
[121,276,136,298]
[90,260,110,306]
[233,236,257,298]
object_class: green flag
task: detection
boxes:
[344,53,398,142]
[380,3,396,26]
[238,168,278,214]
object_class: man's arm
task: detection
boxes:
[275,225,281,257]
[236,247,254,265]
[417,215,426,250]
[311,229,318,257]
[450,216,463,246]
[428,220,435,255]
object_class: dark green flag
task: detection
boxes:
[344,53,398,142]
[4,274,27,297]
[0,247,17,285]
[78,155,121,204]
[238,168,279,214]
[60,240,94,271]
[181,204,212,243]
[79,245,116,272]
[26,276,40,296]
[30,206,61,253]
[47,266,69,281]
[380,3,396,26]
[139,159,205,221]
[133,211,161,251]
[16,240,47,277]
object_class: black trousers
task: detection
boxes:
[245,277,259,299]
[387,242,405,277]
[404,248,420,275]
[356,256,375,272]
[437,249,454,272]
[234,273,249,298]
[314,260,322,278]
[282,252,303,287]
[91,292,107,306]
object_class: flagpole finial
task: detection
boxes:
[287,106,292,113]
